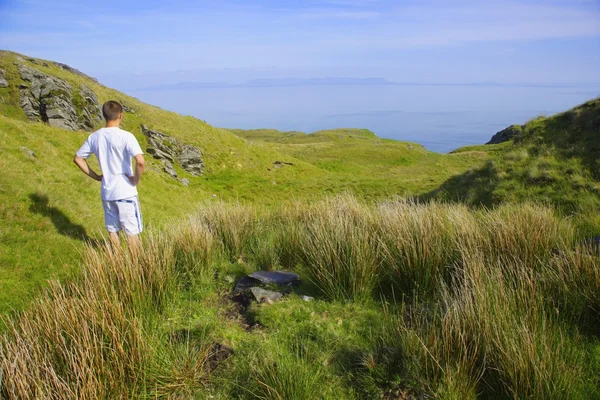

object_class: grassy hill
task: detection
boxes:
[1,51,600,399]
[425,98,600,228]
[232,127,486,198]
[0,50,485,313]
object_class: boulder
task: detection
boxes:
[486,124,523,145]
[53,62,98,82]
[273,161,294,169]
[78,84,102,130]
[141,125,178,161]
[0,68,8,88]
[141,125,205,178]
[20,147,37,158]
[233,270,300,292]
[17,64,101,131]
[248,270,300,286]
[162,160,178,178]
[179,145,204,175]
[122,103,135,113]
[250,287,283,303]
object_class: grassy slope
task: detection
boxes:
[0,51,483,313]
[233,127,486,198]
[0,51,313,312]
[426,98,600,222]
[2,199,599,399]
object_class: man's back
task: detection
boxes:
[76,127,143,201]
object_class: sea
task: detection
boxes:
[128,84,600,153]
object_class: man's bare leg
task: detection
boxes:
[109,231,120,249]
[127,234,140,257]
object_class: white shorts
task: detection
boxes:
[102,196,143,235]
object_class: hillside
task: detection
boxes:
[232,127,485,198]
[1,51,600,399]
[0,50,485,313]
[425,98,600,228]
[1,49,598,314]
[0,50,326,312]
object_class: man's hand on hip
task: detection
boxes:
[128,175,139,185]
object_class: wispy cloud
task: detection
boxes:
[0,0,598,81]
[300,9,380,19]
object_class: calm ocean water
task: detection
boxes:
[131,84,600,153]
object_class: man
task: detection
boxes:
[74,100,146,248]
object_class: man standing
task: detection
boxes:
[74,100,145,248]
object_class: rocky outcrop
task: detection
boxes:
[486,124,523,145]
[178,145,204,175]
[0,68,8,88]
[141,125,204,178]
[53,62,98,83]
[122,103,135,113]
[273,161,294,168]
[78,84,103,130]
[18,64,102,131]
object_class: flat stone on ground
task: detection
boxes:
[250,287,284,303]
[248,270,300,287]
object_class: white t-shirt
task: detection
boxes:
[76,127,144,201]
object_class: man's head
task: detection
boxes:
[102,100,123,124]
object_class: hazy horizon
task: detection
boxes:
[2,0,599,152]
[106,77,598,153]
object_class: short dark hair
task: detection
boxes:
[102,100,123,121]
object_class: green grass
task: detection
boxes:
[1,50,600,399]
[0,50,486,314]
[426,98,600,221]
[2,197,599,399]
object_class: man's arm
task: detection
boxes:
[128,154,145,185]
[73,156,102,182]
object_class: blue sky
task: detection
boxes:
[1,0,599,149]
[1,0,599,85]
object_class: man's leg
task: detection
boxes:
[116,196,143,253]
[109,231,120,248]
[126,234,140,255]
[103,200,122,248]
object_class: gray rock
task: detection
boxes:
[78,84,102,130]
[0,68,8,88]
[53,62,98,82]
[141,125,204,177]
[122,103,135,113]
[179,145,204,176]
[17,64,101,131]
[234,276,260,292]
[20,147,37,158]
[486,124,523,145]
[180,178,190,186]
[301,295,314,302]
[162,160,178,178]
[248,270,300,287]
[250,287,283,303]
[273,161,294,169]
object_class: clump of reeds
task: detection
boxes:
[0,234,179,399]
[295,195,381,302]
[1,196,596,399]
[377,200,477,297]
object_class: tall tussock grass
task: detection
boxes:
[1,195,597,398]
[0,236,177,399]
[378,200,476,297]
[295,196,381,302]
